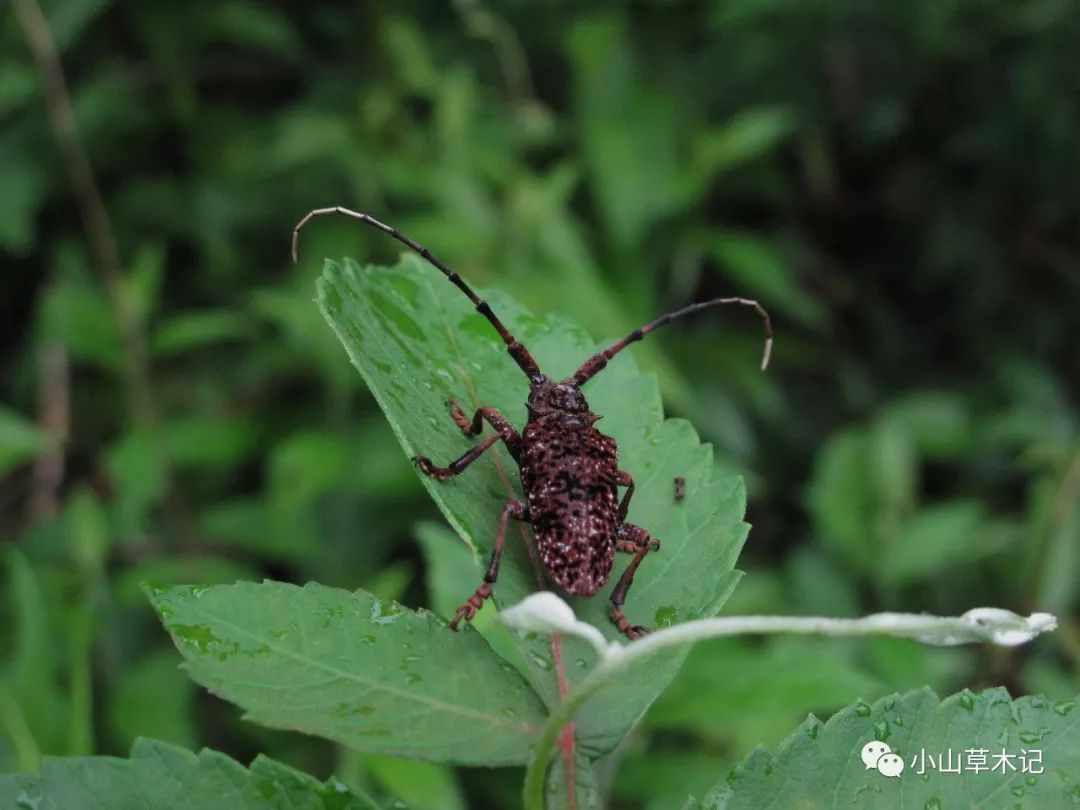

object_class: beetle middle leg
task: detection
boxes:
[413,404,521,480]
[615,470,635,521]
[609,522,660,640]
[450,499,528,630]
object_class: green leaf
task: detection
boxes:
[152,309,256,356]
[105,429,167,538]
[363,754,465,810]
[547,752,601,810]
[415,522,527,673]
[882,501,1000,586]
[881,392,972,458]
[109,650,197,750]
[164,415,261,469]
[807,422,916,575]
[693,106,795,177]
[695,689,1080,809]
[2,549,60,769]
[0,737,380,809]
[317,256,749,752]
[148,581,547,765]
[37,279,123,372]
[0,405,47,478]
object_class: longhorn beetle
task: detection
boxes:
[293,208,772,639]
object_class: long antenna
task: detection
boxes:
[571,297,773,386]
[293,207,542,379]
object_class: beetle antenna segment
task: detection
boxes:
[571,297,773,386]
[292,207,542,379]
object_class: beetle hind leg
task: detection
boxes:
[449,499,527,630]
[609,522,659,641]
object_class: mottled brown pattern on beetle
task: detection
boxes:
[293,207,772,641]
[520,418,620,596]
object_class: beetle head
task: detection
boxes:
[526,376,594,421]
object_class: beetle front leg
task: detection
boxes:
[413,433,502,481]
[609,522,659,640]
[448,401,520,444]
[413,404,522,479]
[450,499,528,630]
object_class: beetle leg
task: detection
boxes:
[615,470,635,521]
[450,500,528,630]
[413,433,501,481]
[615,509,659,554]
[448,401,519,443]
[609,522,659,640]
[414,404,522,479]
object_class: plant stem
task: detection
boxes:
[10,0,155,431]
[12,0,202,551]
[521,610,1056,808]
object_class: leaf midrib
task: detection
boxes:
[167,596,542,736]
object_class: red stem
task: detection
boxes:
[552,635,577,810]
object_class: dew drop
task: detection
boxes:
[654,605,678,627]
[400,655,423,670]
[1053,699,1076,717]
[370,599,405,626]
[855,700,872,718]
[1008,702,1023,725]
[528,651,554,671]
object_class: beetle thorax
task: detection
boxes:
[525,376,598,427]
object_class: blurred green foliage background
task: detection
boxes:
[1,1,1077,807]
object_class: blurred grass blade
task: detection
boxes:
[0,405,48,477]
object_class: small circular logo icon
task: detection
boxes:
[876,753,905,778]
[860,741,891,770]
[860,741,905,778]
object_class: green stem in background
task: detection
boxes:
[0,680,42,772]
[65,603,95,756]
[452,0,533,105]
[511,595,1058,809]
[10,0,154,432]
[11,0,199,550]
[1027,444,1080,611]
